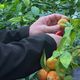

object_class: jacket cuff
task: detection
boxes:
[34,33,57,58]
[45,34,57,50]
[44,34,57,58]
[19,26,29,38]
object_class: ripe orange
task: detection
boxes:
[58,18,68,29]
[37,69,48,80]
[47,71,59,80]
[46,57,57,70]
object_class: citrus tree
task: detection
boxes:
[0,0,80,80]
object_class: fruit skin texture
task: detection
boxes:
[58,18,68,28]
[37,69,48,80]
[47,71,59,80]
[47,57,57,70]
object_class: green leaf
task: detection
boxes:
[55,59,66,77]
[72,47,80,57]
[9,17,21,24]
[64,75,73,80]
[57,37,67,51]
[57,27,73,51]
[40,51,49,71]
[52,51,61,59]
[60,51,72,68]
[70,30,76,45]
[40,51,46,69]
[70,19,80,28]
[16,3,22,15]
[0,4,4,9]
[22,0,30,7]
[31,6,40,16]
[12,0,19,4]
[64,27,73,37]
[24,12,35,21]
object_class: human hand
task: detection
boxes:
[29,14,68,36]
[46,33,62,47]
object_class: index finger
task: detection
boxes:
[38,14,69,26]
[45,14,69,26]
[47,14,69,21]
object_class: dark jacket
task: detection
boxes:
[0,26,57,80]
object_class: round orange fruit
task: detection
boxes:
[37,69,48,80]
[47,71,59,80]
[58,18,68,28]
[47,57,57,70]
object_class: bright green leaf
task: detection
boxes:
[57,37,67,51]
[60,51,72,68]
[52,51,61,59]
[9,17,21,24]
[0,4,4,9]
[70,19,80,28]
[64,27,73,37]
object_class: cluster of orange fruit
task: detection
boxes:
[37,57,59,80]
[37,17,69,80]
[37,69,59,80]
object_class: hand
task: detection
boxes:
[46,33,62,47]
[29,14,68,36]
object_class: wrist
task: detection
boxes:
[46,33,62,47]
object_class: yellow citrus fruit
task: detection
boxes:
[58,18,68,28]
[47,57,57,70]
[47,71,59,80]
[37,69,48,80]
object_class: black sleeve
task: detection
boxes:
[0,26,29,43]
[0,34,57,80]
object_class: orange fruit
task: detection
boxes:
[47,57,57,70]
[58,18,68,29]
[47,71,59,80]
[37,69,48,80]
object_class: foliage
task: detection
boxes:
[0,0,80,80]
[37,19,80,80]
[0,0,80,29]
